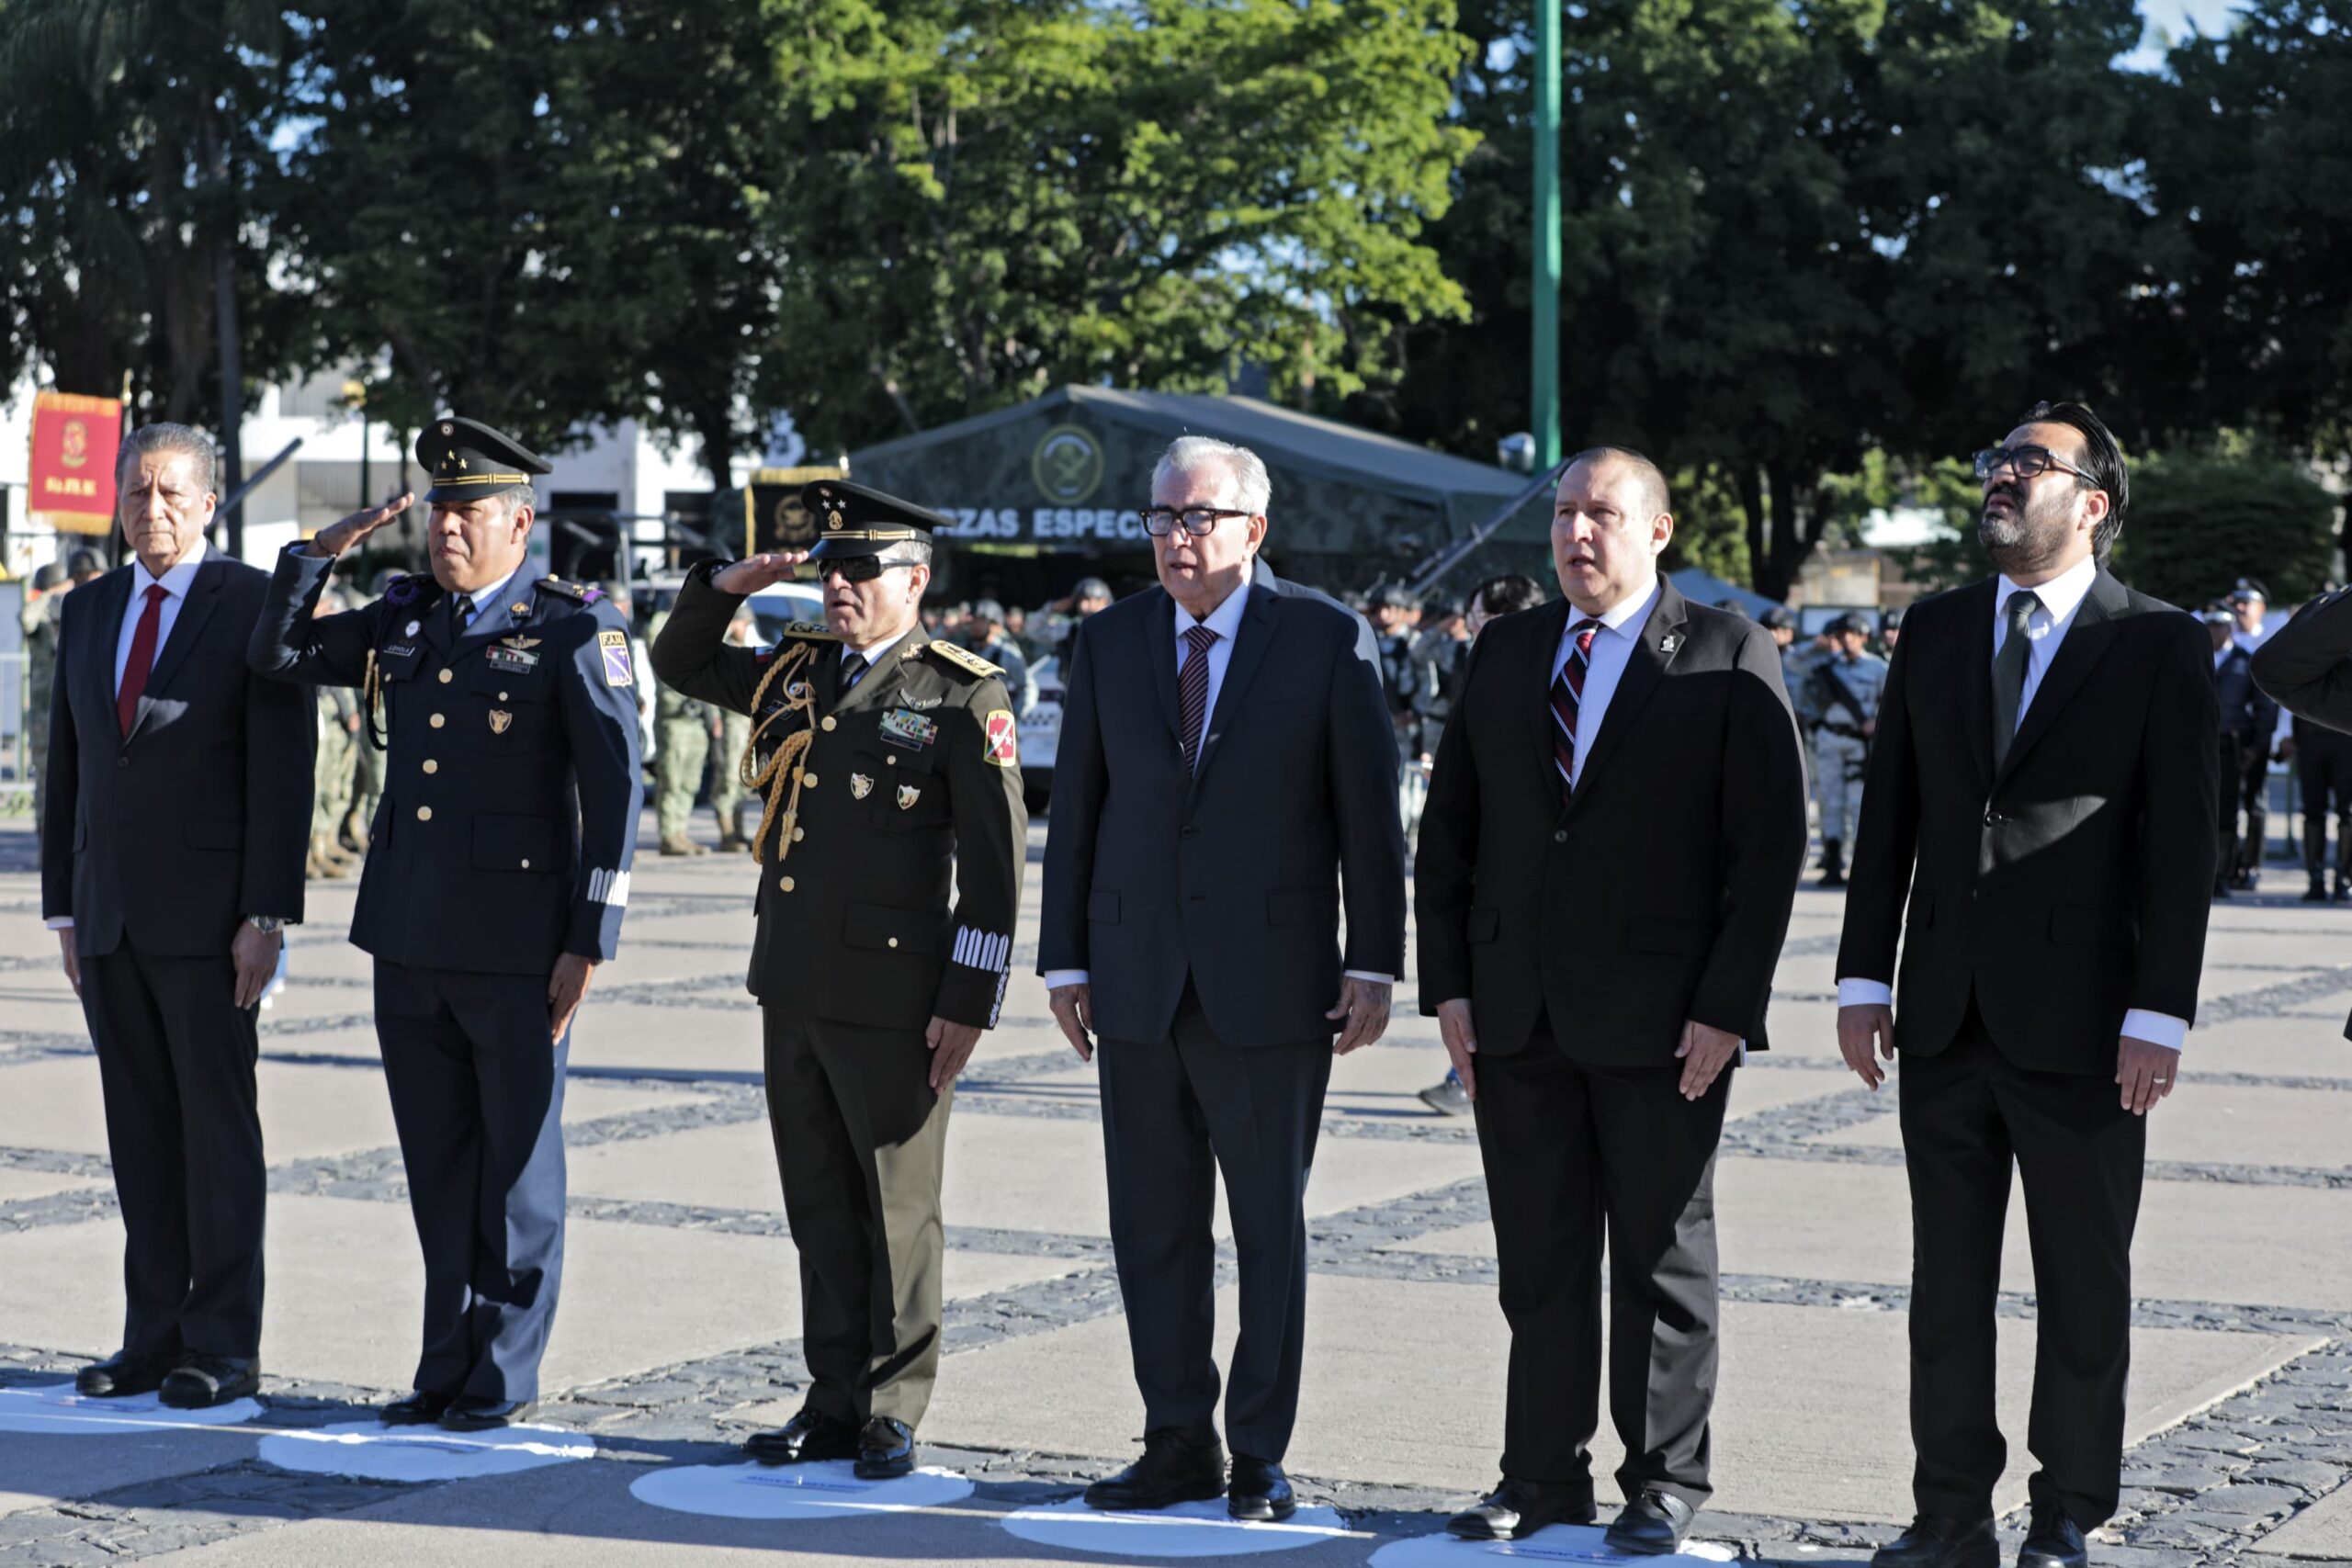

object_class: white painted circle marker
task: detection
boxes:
[629,1460,975,1521]
[1000,1496,1354,1557]
[0,1382,263,1435]
[1370,1524,1737,1568]
[255,1420,594,1483]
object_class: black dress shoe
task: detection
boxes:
[380,1390,456,1426]
[744,1407,860,1466]
[1085,1428,1227,1511]
[1447,1477,1598,1540]
[1871,1514,1999,1568]
[1227,1455,1295,1522]
[1604,1487,1696,1556]
[439,1396,534,1431]
[854,1416,916,1480]
[158,1355,259,1409]
[74,1349,176,1399]
[2018,1508,2087,1568]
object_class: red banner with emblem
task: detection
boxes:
[28,391,123,536]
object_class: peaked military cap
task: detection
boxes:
[416,416,552,504]
[801,479,954,559]
[2229,577,2268,604]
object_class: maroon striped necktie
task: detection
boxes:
[1551,618,1602,786]
[1179,623,1219,772]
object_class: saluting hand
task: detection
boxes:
[309,491,415,558]
[712,552,809,596]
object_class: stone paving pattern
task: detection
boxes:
[0,813,2346,1566]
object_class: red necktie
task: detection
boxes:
[1550,618,1601,786]
[117,583,169,738]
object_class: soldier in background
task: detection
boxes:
[2226,579,2278,888]
[1878,605,1905,658]
[651,479,1025,1484]
[2271,590,2352,900]
[963,600,1035,717]
[18,561,70,842]
[1809,614,1886,888]
[649,609,718,856]
[712,607,758,850]
[2209,604,2268,901]
[1053,576,1114,670]
[308,590,361,880]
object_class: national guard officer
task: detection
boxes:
[650,479,1026,1483]
[1808,612,1887,887]
[247,416,643,1431]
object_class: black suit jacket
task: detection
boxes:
[41,553,313,956]
[1837,571,2218,1071]
[1415,581,1807,1062]
[1038,558,1408,1048]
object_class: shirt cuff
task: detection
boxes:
[2121,1009,2188,1052]
[1837,977,1894,1009]
[1042,969,1089,990]
[44,917,73,931]
[1342,970,1395,985]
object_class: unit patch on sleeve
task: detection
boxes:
[598,630,634,687]
[984,709,1019,766]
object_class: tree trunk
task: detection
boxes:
[1736,466,1769,596]
[1751,462,1826,603]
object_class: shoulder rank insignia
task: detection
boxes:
[534,576,601,605]
[775,619,840,643]
[921,640,1004,678]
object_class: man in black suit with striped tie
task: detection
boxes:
[1416,447,1808,1550]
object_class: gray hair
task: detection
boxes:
[1153,436,1272,514]
[118,423,219,493]
[881,536,934,569]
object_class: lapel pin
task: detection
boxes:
[404,620,421,637]
[1660,633,1681,655]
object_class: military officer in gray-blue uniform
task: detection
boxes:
[1807,613,1887,887]
[247,416,643,1431]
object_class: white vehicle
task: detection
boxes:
[1019,654,1064,809]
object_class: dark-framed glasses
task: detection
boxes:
[820,556,921,585]
[1973,445,2097,485]
[1138,506,1254,537]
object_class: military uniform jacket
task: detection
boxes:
[248,547,643,976]
[1810,651,1887,733]
[650,563,1028,1032]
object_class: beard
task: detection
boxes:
[1977,484,2074,577]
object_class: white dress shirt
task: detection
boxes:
[1044,577,1390,992]
[1551,579,1660,788]
[845,626,914,675]
[1835,555,2187,1051]
[112,539,209,697]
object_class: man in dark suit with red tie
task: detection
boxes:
[1416,447,1808,1551]
[1837,402,2218,1568]
[41,423,314,1408]
[1040,436,1407,1524]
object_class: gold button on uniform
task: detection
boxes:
[430,713,446,728]
[422,759,438,774]
[499,691,509,701]
[779,875,795,892]
[801,773,817,788]
[886,755,898,766]
[416,806,433,822]
[821,716,837,731]
[437,669,453,684]
[888,937,899,949]
[792,827,804,841]
[520,858,531,869]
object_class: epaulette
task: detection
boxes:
[920,640,1004,679]
[534,576,602,605]
[756,621,840,660]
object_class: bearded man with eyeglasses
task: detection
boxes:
[650,480,1026,1483]
[1039,436,1406,1523]
[1834,402,2220,1568]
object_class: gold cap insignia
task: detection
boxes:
[851,773,873,799]
[897,784,920,810]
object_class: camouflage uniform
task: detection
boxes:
[19,589,64,840]
[648,609,717,853]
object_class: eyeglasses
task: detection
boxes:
[1973,445,2098,485]
[820,557,921,585]
[1138,506,1255,537]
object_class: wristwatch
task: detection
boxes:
[245,915,287,935]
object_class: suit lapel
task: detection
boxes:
[1568,581,1688,809]
[124,560,225,742]
[1191,574,1279,788]
[1525,598,1573,797]
[1996,570,2127,787]
[1955,579,1997,793]
[84,570,133,735]
[1148,591,1183,749]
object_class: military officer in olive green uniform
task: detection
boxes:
[651,479,1026,1482]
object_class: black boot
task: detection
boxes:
[1817,839,1846,887]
